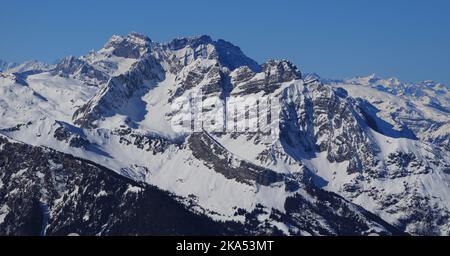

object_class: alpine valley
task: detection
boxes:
[0,32,449,236]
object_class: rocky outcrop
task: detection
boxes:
[104,32,151,59]
[187,132,294,189]
[53,121,90,149]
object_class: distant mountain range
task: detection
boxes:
[0,32,449,235]
[0,59,17,72]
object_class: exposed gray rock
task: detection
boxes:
[231,60,301,96]
[52,56,110,86]
[73,55,165,128]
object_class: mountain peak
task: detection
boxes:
[3,60,53,74]
[105,32,152,46]
[160,34,259,72]
[164,34,213,51]
[103,32,152,59]
[263,59,301,79]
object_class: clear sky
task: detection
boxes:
[1,0,449,84]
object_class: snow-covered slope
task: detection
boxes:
[323,74,450,151]
[0,33,449,235]
[4,60,54,74]
[0,134,401,235]
[51,33,152,86]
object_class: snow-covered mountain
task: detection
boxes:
[0,59,53,74]
[0,59,17,72]
[5,60,55,74]
[323,74,450,152]
[0,32,449,235]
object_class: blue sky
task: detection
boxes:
[1,0,449,84]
